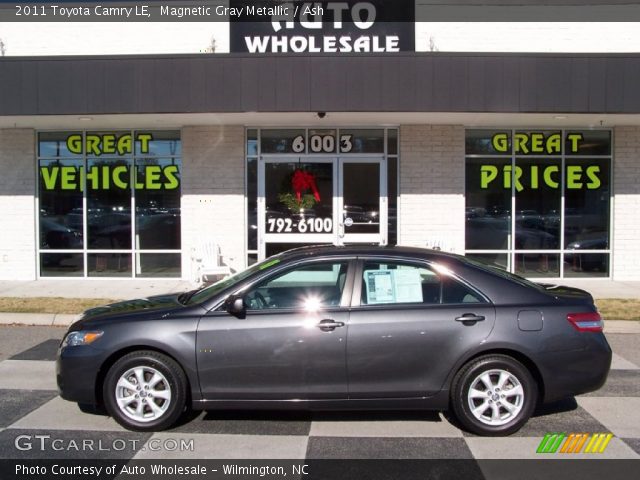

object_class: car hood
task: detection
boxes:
[73,293,185,328]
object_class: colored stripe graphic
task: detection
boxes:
[561,433,589,453]
[584,433,613,454]
[537,433,613,454]
[537,433,566,453]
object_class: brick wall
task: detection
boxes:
[181,126,246,281]
[398,125,465,254]
[612,126,640,280]
[0,129,36,280]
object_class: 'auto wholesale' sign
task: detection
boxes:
[230,0,415,53]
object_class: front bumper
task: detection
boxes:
[56,344,109,405]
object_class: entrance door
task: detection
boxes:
[258,157,387,259]
[338,159,387,245]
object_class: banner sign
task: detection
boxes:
[230,0,415,53]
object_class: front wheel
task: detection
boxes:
[450,354,537,436]
[103,351,187,431]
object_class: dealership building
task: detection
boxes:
[1,14,640,282]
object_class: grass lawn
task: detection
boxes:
[0,297,118,314]
[595,299,640,321]
[0,296,638,320]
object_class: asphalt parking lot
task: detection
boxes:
[0,325,638,462]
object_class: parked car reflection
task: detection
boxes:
[565,237,609,272]
[40,218,83,249]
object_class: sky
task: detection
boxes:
[0,22,640,55]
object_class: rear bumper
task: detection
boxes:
[56,344,108,405]
[538,333,612,403]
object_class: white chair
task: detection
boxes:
[191,241,232,285]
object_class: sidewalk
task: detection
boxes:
[0,279,193,299]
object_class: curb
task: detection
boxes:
[0,313,638,333]
[604,320,640,334]
[0,313,76,327]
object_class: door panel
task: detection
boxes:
[346,258,496,398]
[196,259,352,400]
[196,310,348,400]
[347,305,496,398]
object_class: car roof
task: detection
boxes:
[273,245,462,263]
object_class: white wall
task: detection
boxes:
[0,129,36,280]
[181,125,246,281]
[399,125,466,254]
[612,126,640,280]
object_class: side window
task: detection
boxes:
[361,260,485,306]
[245,261,349,311]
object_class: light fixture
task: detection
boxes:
[78,117,93,121]
[553,115,567,120]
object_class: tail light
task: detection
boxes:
[567,312,604,332]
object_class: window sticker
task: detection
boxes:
[394,269,424,303]
[365,270,395,304]
[364,268,424,305]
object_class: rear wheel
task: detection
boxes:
[450,354,537,436]
[103,351,187,431]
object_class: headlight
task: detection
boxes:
[62,331,103,347]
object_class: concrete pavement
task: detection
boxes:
[0,279,193,299]
[0,326,638,462]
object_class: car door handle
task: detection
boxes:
[455,314,485,323]
[317,319,345,331]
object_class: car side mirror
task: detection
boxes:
[224,295,246,319]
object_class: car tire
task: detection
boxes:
[450,354,537,436]
[103,350,187,432]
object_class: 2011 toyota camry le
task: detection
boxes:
[56,246,611,436]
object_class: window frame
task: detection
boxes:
[351,256,490,309]
[233,257,357,314]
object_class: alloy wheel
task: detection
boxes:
[114,366,172,423]
[466,368,525,426]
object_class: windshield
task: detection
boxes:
[462,257,545,291]
[186,256,283,305]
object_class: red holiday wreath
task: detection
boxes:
[279,169,321,213]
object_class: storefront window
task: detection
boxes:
[465,129,611,278]
[37,131,182,278]
[38,159,84,250]
[465,157,511,250]
[87,157,132,249]
[514,157,561,252]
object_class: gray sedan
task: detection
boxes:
[56,246,611,436]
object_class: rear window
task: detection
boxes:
[462,257,544,291]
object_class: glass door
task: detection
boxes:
[258,157,338,259]
[338,158,387,245]
[258,156,387,259]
